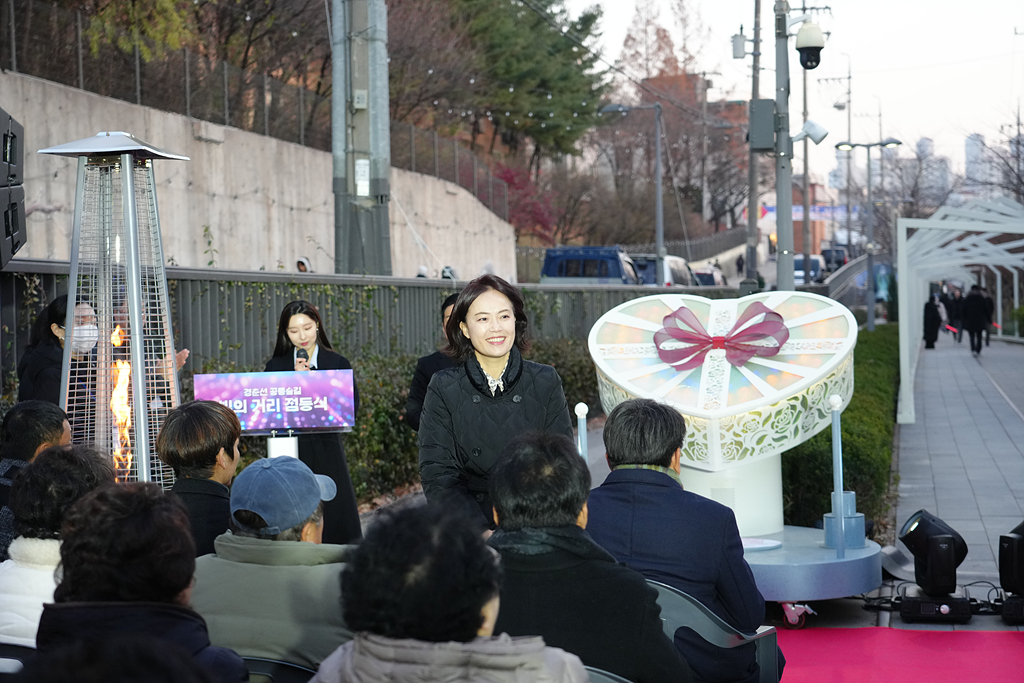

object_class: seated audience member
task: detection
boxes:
[34,483,247,683]
[192,457,354,668]
[0,445,113,647]
[14,635,216,683]
[587,399,781,683]
[404,292,458,431]
[488,433,692,683]
[157,400,241,556]
[0,401,72,560]
[312,504,587,683]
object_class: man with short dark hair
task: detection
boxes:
[588,399,780,683]
[157,400,241,556]
[488,432,691,683]
[405,292,459,431]
[0,400,72,560]
[191,456,353,669]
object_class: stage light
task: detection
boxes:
[899,509,968,597]
[998,520,1024,624]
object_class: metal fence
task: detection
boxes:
[1,260,741,395]
[621,228,748,264]
[1,0,505,218]
[390,122,508,220]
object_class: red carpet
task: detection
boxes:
[775,627,1024,683]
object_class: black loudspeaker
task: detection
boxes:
[0,106,25,270]
[916,534,959,597]
[1,107,24,189]
[0,185,26,270]
[999,521,1024,595]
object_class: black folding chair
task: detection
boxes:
[584,665,632,683]
[242,656,316,683]
[648,580,779,683]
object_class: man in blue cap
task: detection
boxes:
[191,457,356,669]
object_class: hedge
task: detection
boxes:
[781,323,900,530]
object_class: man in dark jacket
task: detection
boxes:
[36,482,247,682]
[157,401,241,556]
[488,432,692,683]
[587,399,782,683]
[0,401,71,560]
[961,285,989,357]
[982,287,995,346]
[405,292,458,431]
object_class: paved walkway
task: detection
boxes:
[887,334,1024,630]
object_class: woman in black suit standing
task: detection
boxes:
[265,300,361,543]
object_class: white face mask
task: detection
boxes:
[70,324,99,356]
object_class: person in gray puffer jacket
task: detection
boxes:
[312,504,586,683]
[418,275,574,529]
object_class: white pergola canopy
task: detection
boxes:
[897,198,1024,423]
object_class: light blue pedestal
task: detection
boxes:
[743,525,882,602]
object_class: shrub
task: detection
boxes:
[526,338,600,415]
[781,324,899,532]
[345,353,420,502]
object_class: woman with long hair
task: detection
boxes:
[418,275,573,528]
[265,300,361,544]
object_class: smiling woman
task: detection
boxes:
[418,276,574,528]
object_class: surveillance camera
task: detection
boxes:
[792,120,829,145]
[795,22,825,70]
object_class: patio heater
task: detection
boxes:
[39,132,189,486]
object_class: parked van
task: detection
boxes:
[794,255,825,284]
[820,248,848,272]
[539,246,640,285]
[630,254,699,287]
[692,267,727,286]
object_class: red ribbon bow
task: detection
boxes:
[654,302,790,371]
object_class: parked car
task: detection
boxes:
[540,246,640,285]
[691,267,727,287]
[630,254,699,287]
[794,255,825,284]
[821,248,849,272]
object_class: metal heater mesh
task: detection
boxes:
[63,157,180,487]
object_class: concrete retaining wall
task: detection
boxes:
[0,71,515,280]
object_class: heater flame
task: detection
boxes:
[109,326,132,482]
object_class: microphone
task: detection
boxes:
[297,348,309,361]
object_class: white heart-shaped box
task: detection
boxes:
[588,291,858,535]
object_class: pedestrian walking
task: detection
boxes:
[981,287,995,347]
[923,296,942,349]
[947,288,964,343]
[961,285,989,357]
[735,254,745,275]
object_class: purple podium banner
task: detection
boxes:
[193,370,355,433]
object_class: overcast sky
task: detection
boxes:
[563,0,1024,183]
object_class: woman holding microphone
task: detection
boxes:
[265,300,361,543]
[418,275,574,529]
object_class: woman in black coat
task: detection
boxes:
[18,296,99,437]
[265,300,361,544]
[418,275,574,528]
[923,295,942,349]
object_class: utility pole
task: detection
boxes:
[774,0,795,292]
[801,2,811,282]
[332,0,392,275]
[331,0,350,274]
[820,57,851,256]
[745,0,762,285]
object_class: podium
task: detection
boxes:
[193,369,356,458]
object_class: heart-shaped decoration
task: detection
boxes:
[588,291,857,473]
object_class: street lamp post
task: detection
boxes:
[835,137,902,331]
[601,102,665,286]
